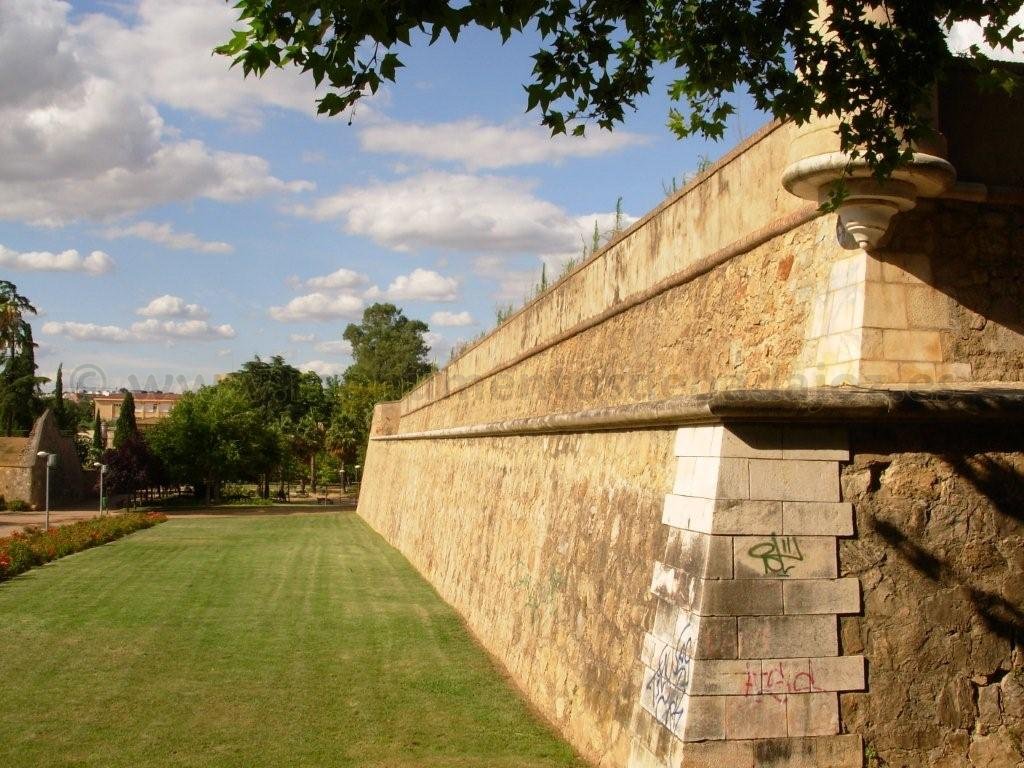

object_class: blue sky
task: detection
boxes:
[3,0,1013,392]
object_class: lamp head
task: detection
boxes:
[36,451,50,458]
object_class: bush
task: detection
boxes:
[0,496,5,511]
[6,499,29,512]
[0,512,167,582]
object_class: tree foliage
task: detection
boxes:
[148,382,279,502]
[0,282,43,436]
[342,303,432,392]
[217,0,1024,178]
[52,364,67,431]
[112,391,140,449]
[92,411,104,455]
[142,304,432,499]
[101,435,164,498]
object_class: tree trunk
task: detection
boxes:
[310,454,316,493]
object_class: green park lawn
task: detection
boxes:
[0,513,585,768]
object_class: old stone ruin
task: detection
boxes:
[356,66,1024,768]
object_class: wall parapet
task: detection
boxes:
[401,120,812,420]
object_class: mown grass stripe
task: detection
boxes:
[0,512,584,768]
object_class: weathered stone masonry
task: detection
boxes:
[358,68,1024,768]
[630,424,864,767]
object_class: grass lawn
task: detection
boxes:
[0,513,586,768]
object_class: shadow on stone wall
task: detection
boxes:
[840,423,1024,767]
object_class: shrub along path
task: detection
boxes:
[0,514,585,768]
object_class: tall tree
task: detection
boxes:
[342,303,432,393]
[0,281,42,435]
[52,363,67,431]
[233,356,305,496]
[0,325,43,436]
[0,281,35,359]
[92,411,104,454]
[218,0,1024,178]
[112,391,139,449]
[325,304,434,468]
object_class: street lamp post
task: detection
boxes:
[36,451,55,530]
[93,462,108,516]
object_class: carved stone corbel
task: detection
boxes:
[781,116,956,250]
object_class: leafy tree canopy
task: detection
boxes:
[218,0,1023,177]
[0,280,35,360]
[0,283,43,436]
[148,382,280,502]
[342,303,432,392]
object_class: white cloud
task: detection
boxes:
[430,310,474,327]
[382,268,459,302]
[131,318,236,341]
[0,244,114,275]
[0,0,311,225]
[269,292,365,322]
[289,333,315,343]
[293,171,634,259]
[300,359,348,377]
[359,118,648,170]
[304,268,370,291]
[43,315,235,344]
[102,221,233,254]
[423,330,453,360]
[136,295,209,319]
[314,339,353,355]
[41,321,133,343]
[473,255,542,303]
[75,0,321,122]
[948,10,1024,62]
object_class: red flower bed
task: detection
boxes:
[0,512,167,582]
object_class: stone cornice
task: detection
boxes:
[372,387,1024,441]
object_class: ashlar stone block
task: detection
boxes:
[786,692,840,737]
[733,535,838,580]
[783,578,860,615]
[662,496,783,535]
[782,501,854,536]
[737,615,839,659]
[724,694,789,740]
[748,459,841,502]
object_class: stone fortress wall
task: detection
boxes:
[358,69,1024,768]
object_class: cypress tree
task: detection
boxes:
[93,411,104,453]
[53,363,66,430]
[112,391,139,449]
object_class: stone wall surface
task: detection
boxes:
[399,122,810,421]
[357,429,677,766]
[0,411,86,509]
[839,424,1024,768]
[360,78,1024,768]
[400,215,840,433]
[882,201,1024,384]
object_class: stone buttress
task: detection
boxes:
[629,423,864,767]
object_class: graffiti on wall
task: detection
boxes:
[645,620,695,732]
[747,534,804,576]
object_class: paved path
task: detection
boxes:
[0,508,103,537]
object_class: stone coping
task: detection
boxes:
[372,386,1024,441]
